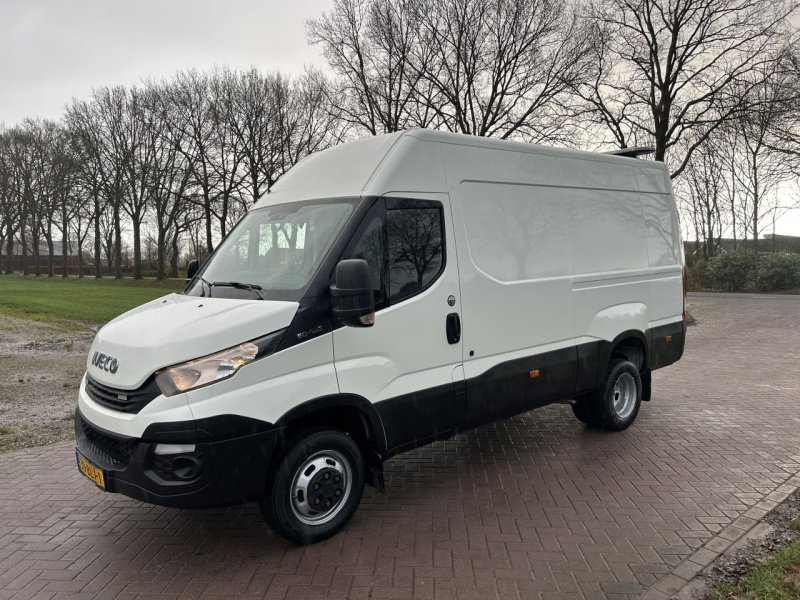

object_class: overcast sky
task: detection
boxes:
[1,0,798,235]
[0,0,330,125]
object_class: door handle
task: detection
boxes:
[446,312,461,344]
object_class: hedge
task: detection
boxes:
[688,251,800,292]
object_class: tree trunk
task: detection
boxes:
[32,222,41,276]
[46,230,55,277]
[61,207,69,278]
[132,217,142,279]
[113,193,122,278]
[204,191,214,254]
[751,159,760,245]
[4,226,13,274]
[156,228,166,280]
[220,194,229,239]
[77,239,83,277]
[93,194,102,278]
[19,206,29,275]
[170,234,179,278]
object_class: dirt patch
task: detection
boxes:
[701,488,800,595]
[0,315,96,452]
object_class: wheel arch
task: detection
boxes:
[275,394,388,489]
[610,332,648,371]
[600,330,649,378]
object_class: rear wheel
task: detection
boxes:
[599,358,642,430]
[260,430,365,544]
[572,358,642,431]
[571,392,602,427]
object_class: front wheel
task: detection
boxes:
[260,430,365,544]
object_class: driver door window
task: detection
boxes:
[344,211,386,307]
[343,198,445,310]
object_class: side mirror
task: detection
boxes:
[331,259,375,327]
[187,259,200,281]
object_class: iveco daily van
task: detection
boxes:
[75,130,686,543]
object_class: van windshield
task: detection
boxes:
[186,200,356,302]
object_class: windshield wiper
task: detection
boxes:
[210,281,264,299]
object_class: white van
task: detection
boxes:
[75,130,686,543]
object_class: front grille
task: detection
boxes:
[85,375,160,414]
[79,415,137,467]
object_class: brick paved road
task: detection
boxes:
[1,294,799,600]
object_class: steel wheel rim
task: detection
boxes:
[612,372,637,420]
[290,450,352,526]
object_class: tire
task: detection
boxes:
[571,392,602,427]
[572,358,642,431]
[597,358,642,430]
[641,369,652,402]
[260,430,365,544]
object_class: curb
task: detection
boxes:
[640,470,800,600]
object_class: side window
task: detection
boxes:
[387,206,444,304]
[344,214,386,306]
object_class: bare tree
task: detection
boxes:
[65,101,107,277]
[585,0,798,177]
[307,0,432,134]
[227,68,282,204]
[730,59,797,242]
[0,127,17,273]
[2,123,37,274]
[50,124,81,277]
[283,69,349,164]
[169,70,218,254]
[207,69,247,236]
[416,0,592,141]
[169,68,247,250]
[764,46,800,175]
[680,136,726,258]
[309,0,590,141]
[65,90,130,278]
[145,82,197,279]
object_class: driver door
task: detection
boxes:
[332,195,464,456]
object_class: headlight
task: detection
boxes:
[155,329,284,397]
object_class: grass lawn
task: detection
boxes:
[710,521,800,599]
[0,274,185,329]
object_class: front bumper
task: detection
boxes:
[74,408,280,508]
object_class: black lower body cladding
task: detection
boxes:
[373,321,686,456]
[648,320,687,370]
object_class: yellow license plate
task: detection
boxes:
[77,451,106,490]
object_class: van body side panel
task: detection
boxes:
[442,146,581,420]
[439,139,681,424]
[643,190,684,327]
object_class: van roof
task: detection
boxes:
[256,129,669,207]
